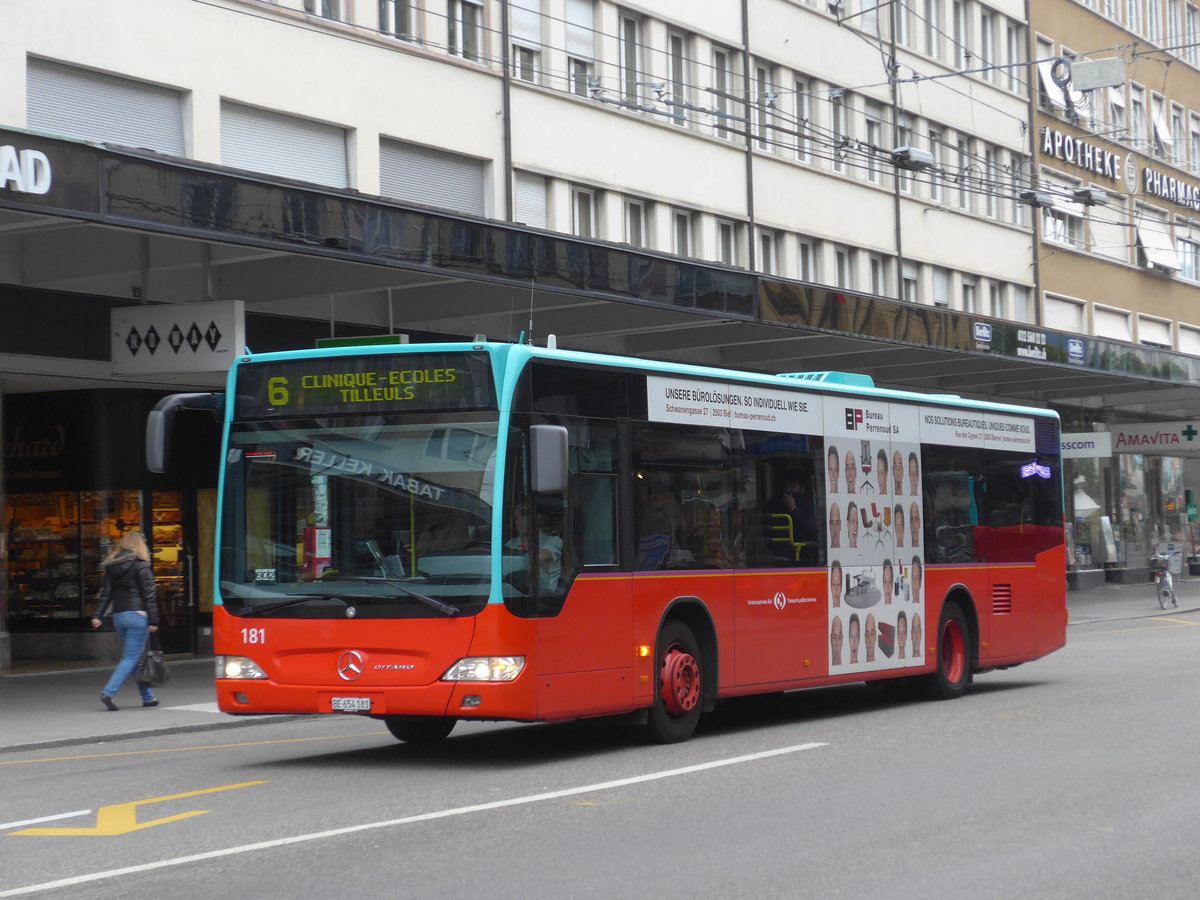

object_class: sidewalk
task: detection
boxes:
[1,575,1196,755]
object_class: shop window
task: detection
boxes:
[7,490,142,622]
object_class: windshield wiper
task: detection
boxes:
[323,576,459,617]
[239,594,346,617]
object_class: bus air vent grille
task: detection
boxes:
[777,371,875,388]
[992,584,1013,615]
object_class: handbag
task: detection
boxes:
[136,632,170,687]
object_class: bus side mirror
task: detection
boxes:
[530,425,568,495]
[146,392,225,474]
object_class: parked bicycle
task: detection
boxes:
[1149,553,1177,609]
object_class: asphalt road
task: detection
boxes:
[3,609,1199,899]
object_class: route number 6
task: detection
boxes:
[268,377,289,406]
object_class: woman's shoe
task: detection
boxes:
[101,694,118,711]
[143,700,159,708]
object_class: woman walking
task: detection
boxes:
[90,531,160,710]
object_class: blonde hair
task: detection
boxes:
[106,531,150,563]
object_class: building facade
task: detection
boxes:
[3,0,1200,666]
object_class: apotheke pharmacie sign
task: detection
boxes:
[0,144,52,195]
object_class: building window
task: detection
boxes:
[1188,4,1200,66]
[799,238,818,281]
[513,46,538,81]
[1180,238,1200,280]
[865,103,884,184]
[754,64,774,150]
[924,0,941,57]
[379,0,415,38]
[929,129,944,202]
[1130,84,1147,150]
[979,9,996,82]
[984,145,999,219]
[305,0,343,20]
[831,89,849,173]
[624,199,646,247]
[668,32,689,125]
[902,262,918,302]
[1006,21,1025,93]
[718,220,741,266]
[510,0,542,83]
[449,0,484,62]
[572,187,597,238]
[1152,95,1173,158]
[957,138,972,210]
[896,113,913,192]
[713,48,736,139]
[795,79,812,161]
[961,275,977,313]
[758,230,779,275]
[1043,205,1084,248]
[566,0,595,96]
[673,210,694,256]
[620,14,642,104]
[1130,0,1143,33]
[953,0,970,69]
[1012,285,1031,323]
[835,245,856,288]
[932,267,950,306]
[869,254,889,295]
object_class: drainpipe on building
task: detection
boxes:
[1025,0,1043,327]
[741,0,757,272]
[501,0,514,222]
[889,1,904,290]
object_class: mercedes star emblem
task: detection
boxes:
[336,650,364,681]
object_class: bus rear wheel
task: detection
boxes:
[645,620,704,743]
[915,602,970,700]
[383,715,457,744]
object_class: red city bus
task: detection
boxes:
[149,340,1066,743]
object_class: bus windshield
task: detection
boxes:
[219,414,500,618]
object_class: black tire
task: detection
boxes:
[914,602,970,700]
[383,715,457,744]
[645,620,704,743]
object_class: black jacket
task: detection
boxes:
[93,550,160,626]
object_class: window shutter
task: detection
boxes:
[514,171,547,228]
[380,140,487,216]
[26,58,185,157]
[511,0,541,46]
[221,103,348,188]
[565,0,594,58]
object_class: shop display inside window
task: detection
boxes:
[152,491,186,627]
[7,490,143,620]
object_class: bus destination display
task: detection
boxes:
[236,352,495,418]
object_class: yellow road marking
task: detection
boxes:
[9,782,266,836]
[1151,616,1200,625]
[0,731,389,766]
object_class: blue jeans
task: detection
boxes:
[102,610,156,703]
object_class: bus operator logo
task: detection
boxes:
[337,650,365,681]
[845,408,864,429]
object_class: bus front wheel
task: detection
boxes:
[916,602,970,700]
[645,620,704,743]
[383,715,457,744]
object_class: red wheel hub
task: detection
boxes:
[660,644,700,716]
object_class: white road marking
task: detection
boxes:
[0,741,827,897]
[163,703,222,713]
[0,810,91,831]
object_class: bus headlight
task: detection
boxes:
[216,655,268,679]
[442,656,525,682]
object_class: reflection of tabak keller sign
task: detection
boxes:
[0,145,52,195]
[1142,167,1200,212]
[1039,128,1122,181]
